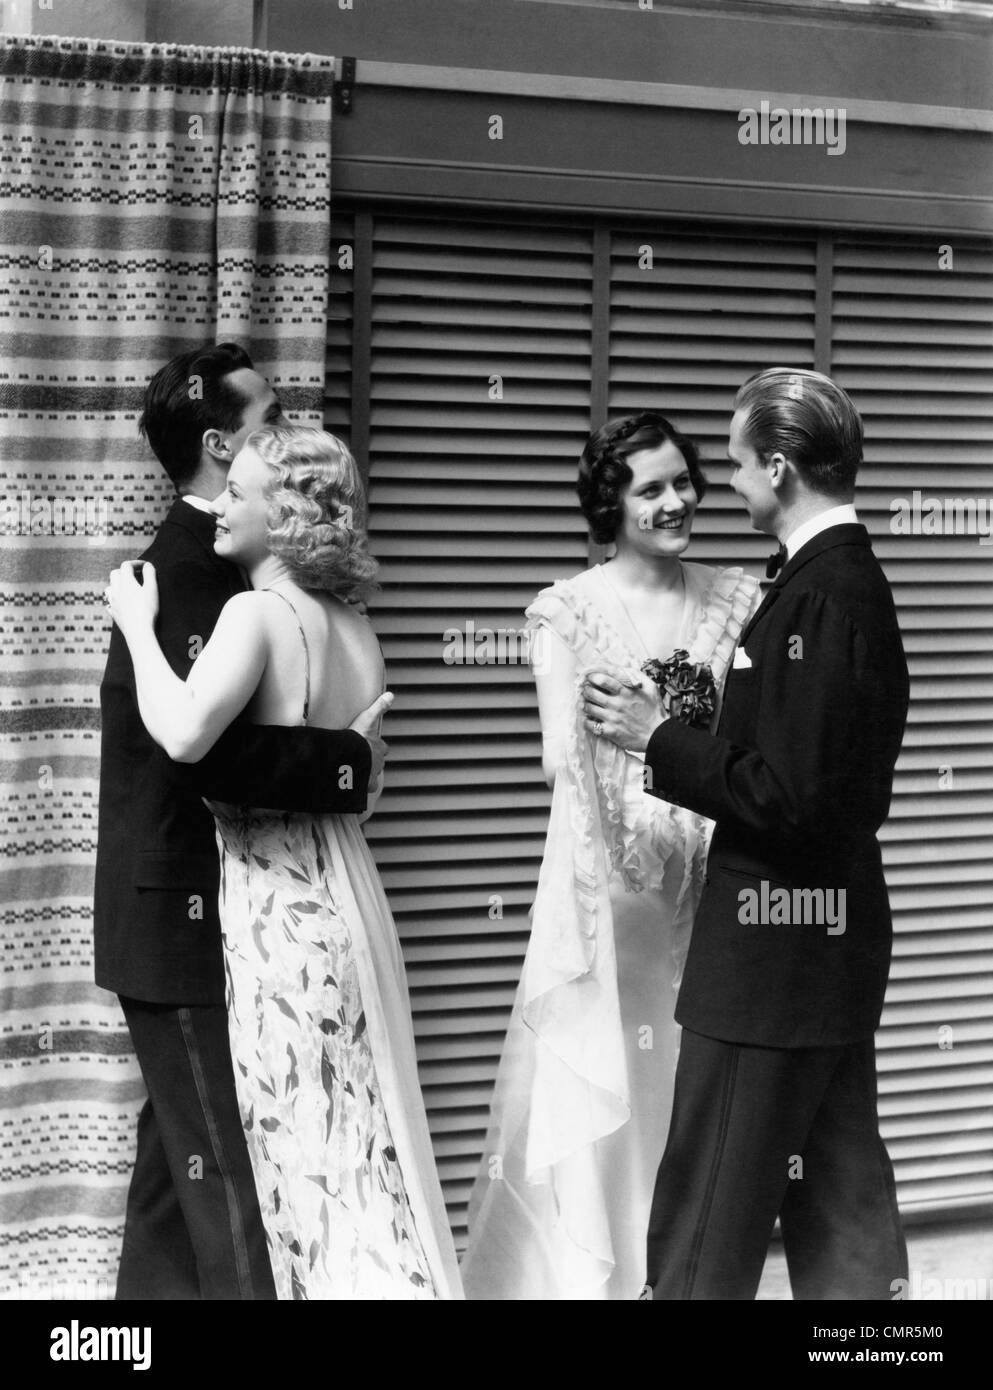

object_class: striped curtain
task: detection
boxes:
[0,35,334,1298]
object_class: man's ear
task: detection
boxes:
[202,428,232,464]
[767,451,790,491]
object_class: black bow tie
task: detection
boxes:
[765,543,788,579]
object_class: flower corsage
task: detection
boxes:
[641,649,717,731]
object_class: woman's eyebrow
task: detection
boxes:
[638,473,689,486]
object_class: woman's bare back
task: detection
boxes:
[244,587,385,731]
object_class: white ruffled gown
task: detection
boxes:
[461,561,760,1300]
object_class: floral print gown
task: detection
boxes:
[208,593,462,1300]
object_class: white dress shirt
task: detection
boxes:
[784,503,859,561]
[181,493,216,515]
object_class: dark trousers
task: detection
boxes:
[645,1028,908,1300]
[116,997,276,1301]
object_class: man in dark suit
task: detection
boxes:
[94,343,389,1299]
[584,368,909,1300]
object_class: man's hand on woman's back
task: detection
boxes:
[349,691,394,785]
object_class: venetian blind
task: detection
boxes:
[327,209,993,1239]
[832,235,993,1212]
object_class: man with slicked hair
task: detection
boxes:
[95,343,390,1299]
[584,369,909,1300]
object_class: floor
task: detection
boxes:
[756,1219,993,1300]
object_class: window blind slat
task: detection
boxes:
[325,211,993,1240]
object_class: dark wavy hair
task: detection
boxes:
[577,412,708,545]
[734,368,862,496]
[139,342,255,489]
[246,424,380,604]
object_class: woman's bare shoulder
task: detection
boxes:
[220,590,271,620]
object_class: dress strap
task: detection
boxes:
[262,588,310,726]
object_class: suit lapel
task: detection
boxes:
[774,522,871,588]
[739,523,872,646]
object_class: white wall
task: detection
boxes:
[1,0,257,46]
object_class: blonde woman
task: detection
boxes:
[107,425,462,1301]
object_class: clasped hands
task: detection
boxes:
[582,667,665,754]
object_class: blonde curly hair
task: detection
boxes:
[244,424,380,603]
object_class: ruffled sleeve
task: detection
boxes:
[524,583,596,660]
[682,564,762,697]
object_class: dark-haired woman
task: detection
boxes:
[106,425,462,1300]
[462,413,760,1300]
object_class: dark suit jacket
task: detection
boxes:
[93,499,373,1006]
[645,524,908,1047]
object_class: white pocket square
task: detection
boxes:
[732,646,753,670]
